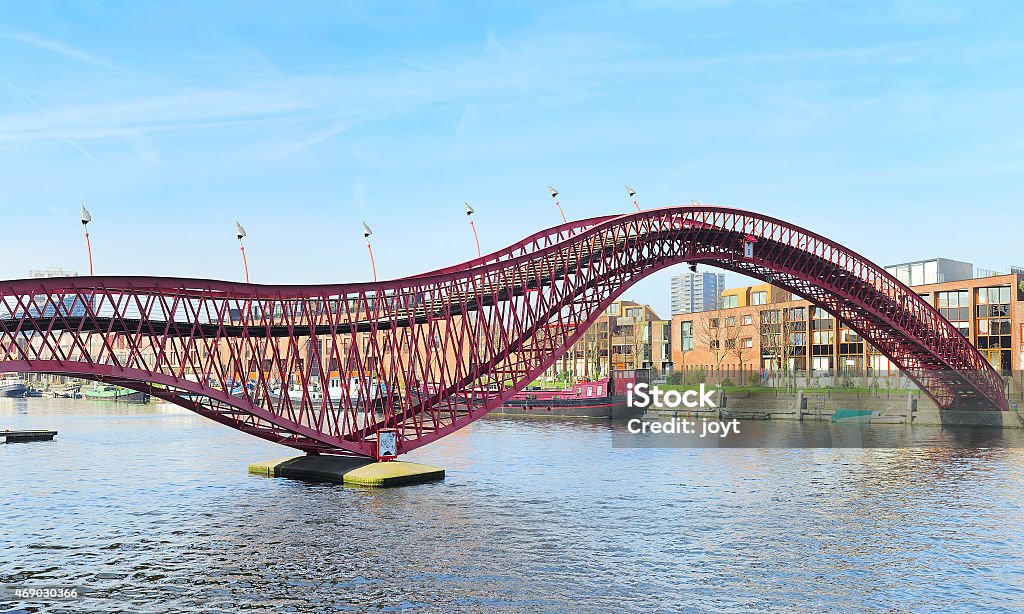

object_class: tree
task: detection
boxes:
[582,326,603,380]
[728,317,750,376]
[695,313,730,375]
[759,310,784,372]
[630,320,649,371]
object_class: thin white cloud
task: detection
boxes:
[272,123,348,160]
[0,75,101,167]
[0,26,124,71]
[455,103,479,139]
[485,30,508,56]
[0,25,1000,164]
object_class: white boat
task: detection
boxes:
[275,377,392,408]
[0,375,28,398]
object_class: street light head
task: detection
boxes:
[464,202,474,216]
[80,204,91,225]
[689,263,697,273]
[235,221,246,240]
[362,221,373,238]
[626,185,636,198]
[548,186,558,199]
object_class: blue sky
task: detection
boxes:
[1,1,1022,317]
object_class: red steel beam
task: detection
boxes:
[0,206,1006,458]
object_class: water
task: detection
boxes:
[2,398,1024,613]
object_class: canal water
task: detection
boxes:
[2,398,1023,613]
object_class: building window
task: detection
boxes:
[726,316,736,326]
[627,308,642,318]
[760,310,783,368]
[742,337,753,348]
[838,323,863,372]
[742,314,753,325]
[680,321,693,352]
[608,304,620,315]
[976,286,1012,375]
[723,295,738,309]
[725,339,736,349]
[751,291,767,306]
[936,289,970,337]
[710,318,720,328]
[811,307,834,357]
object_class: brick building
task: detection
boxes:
[545,299,672,381]
[672,272,1024,388]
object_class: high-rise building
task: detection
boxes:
[26,267,85,318]
[28,267,78,279]
[670,271,725,315]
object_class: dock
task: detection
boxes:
[2,429,58,443]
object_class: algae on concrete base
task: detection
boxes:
[248,455,444,487]
[342,461,445,487]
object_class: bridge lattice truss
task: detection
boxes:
[0,207,1006,457]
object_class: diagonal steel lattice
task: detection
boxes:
[0,207,1007,458]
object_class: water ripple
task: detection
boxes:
[1,399,1023,612]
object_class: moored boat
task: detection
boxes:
[489,369,650,420]
[52,383,82,398]
[0,375,27,398]
[83,384,150,403]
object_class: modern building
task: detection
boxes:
[670,271,725,315]
[28,267,79,279]
[720,283,791,309]
[672,272,1024,387]
[545,299,672,381]
[24,268,87,319]
[884,258,972,287]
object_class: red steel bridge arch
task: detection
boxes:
[0,206,1006,458]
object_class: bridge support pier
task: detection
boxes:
[248,455,445,487]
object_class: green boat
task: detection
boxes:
[83,384,150,403]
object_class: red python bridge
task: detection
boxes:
[0,206,1007,458]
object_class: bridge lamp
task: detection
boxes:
[626,185,641,212]
[548,186,566,224]
[465,202,481,258]
[80,204,94,276]
[235,221,250,283]
[362,221,378,282]
[689,263,697,273]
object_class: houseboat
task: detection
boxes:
[490,369,650,420]
[0,375,27,398]
[83,384,150,403]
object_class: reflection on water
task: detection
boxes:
[1,398,1023,612]
[613,416,1024,448]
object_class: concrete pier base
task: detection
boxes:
[248,455,445,487]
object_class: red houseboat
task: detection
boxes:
[489,369,650,419]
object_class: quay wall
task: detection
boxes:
[653,389,1024,428]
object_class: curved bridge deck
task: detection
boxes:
[0,206,1006,458]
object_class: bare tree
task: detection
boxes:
[582,327,603,380]
[695,313,729,375]
[630,321,649,372]
[759,310,784,372]
[728,317,750,378]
